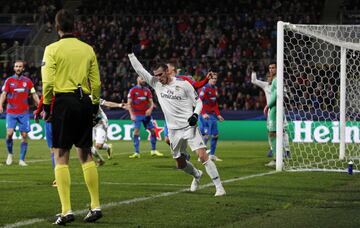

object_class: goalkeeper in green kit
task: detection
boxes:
[264,63,290,167]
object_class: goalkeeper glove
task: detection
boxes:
[187,113,198,126]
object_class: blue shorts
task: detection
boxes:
[133,115,155,130]
[163,123,168,137]
[6,113,30,133]
[199,114,219,136]
[45,122,53,148]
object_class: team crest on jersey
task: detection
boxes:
[135,92,139,95]
[23,82,27,87]
[175,86,180,91]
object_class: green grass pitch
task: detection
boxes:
[1,140,360,227]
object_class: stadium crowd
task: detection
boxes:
[3,0,63,32]
[0,0,324,111]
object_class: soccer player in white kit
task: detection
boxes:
[92,98,125,165]
[251,71,273,157]
[128,53,226,196]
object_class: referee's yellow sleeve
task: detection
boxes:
[41,46,56,105]
[89,49,101,105]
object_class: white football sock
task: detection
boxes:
[203,159,222,188]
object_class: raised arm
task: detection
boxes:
[251,72,268,89]
[177,73,210,90]
[128,53,156,87]
[193,73,211,89]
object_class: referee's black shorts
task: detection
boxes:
[52,93,93,150]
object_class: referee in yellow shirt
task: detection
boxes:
[41,9,102,225]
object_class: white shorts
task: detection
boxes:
[168,126,206,159]
[93,126,107,144]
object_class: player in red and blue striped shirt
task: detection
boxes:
[127,76,163,158]
[199,73,224,161]
[0,60,39,166]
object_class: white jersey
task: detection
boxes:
[251,72,271,103]
[128,53,202,130]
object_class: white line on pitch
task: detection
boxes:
[0,180,189,187]
[2,171,277,228]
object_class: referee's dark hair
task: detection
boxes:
[55,9,74,33]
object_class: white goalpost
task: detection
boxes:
[276,21,360,172]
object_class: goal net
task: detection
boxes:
[276,22,360,172]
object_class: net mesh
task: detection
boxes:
[281,23,360,172]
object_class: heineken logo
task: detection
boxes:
[293,121,360,143]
